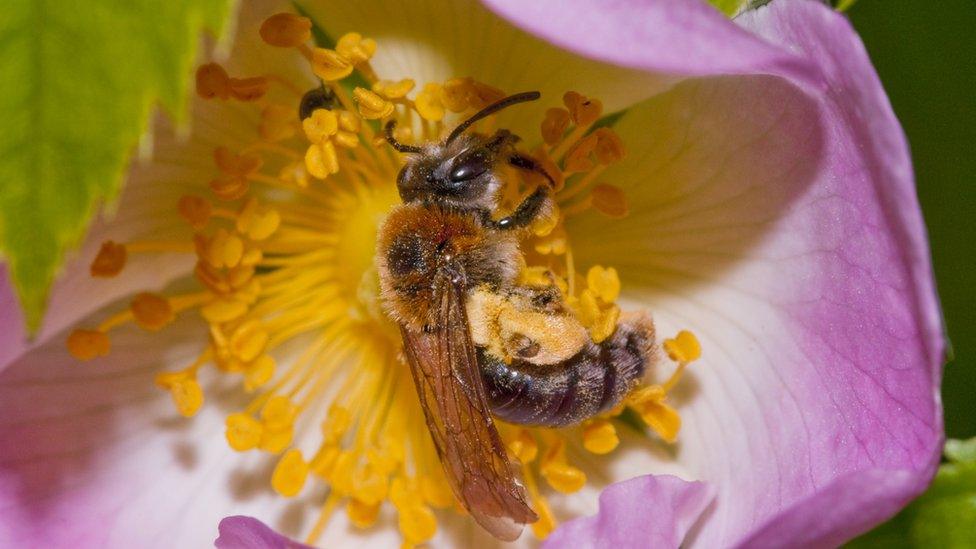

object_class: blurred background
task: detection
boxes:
[850,0,975,439]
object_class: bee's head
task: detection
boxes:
[386,91,540,210]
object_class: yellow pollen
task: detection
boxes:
[272,448,310,497]
[90,240,127,277]
[305,140,340,178]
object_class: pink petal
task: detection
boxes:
[216,516,313,549]
[480,0,822,86]
[542,1,942,547]
[543,475,713,549]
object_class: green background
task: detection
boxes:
[848,0,976,439]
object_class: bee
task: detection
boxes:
[375,91,656,540]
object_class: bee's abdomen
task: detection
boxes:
[480,314,656,427]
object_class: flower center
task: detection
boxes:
[67,11,700,546]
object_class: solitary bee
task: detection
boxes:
[376,92,656,540]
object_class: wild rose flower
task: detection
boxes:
[0,0,943,547]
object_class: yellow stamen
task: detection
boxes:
[272,448,309,497]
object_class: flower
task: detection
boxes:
[0,0,943,548]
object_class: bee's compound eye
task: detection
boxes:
[299,87,337,120]
[449,151,490,182]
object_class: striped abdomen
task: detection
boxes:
[479,315,655,427]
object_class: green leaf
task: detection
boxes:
[847,438,976,548]
[709,0,748,16]
[0,0,235,331]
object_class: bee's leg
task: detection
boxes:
[485,184,552,230]
[484,153,557,231]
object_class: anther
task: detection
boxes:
[302,109,339,143]
[305,141,340,178]
[155,371,204,417]
[335,32,377,65]
[131,292,175,331]
[373,78,415,100]
[397,503,437,545]
[415,83,446,121]
[563,91,603,126]
[244,355,276,391]
[178,195,212,229]
[583,419,619,454]
[586,265,621,303]
[226,412,264,451]
[196,63,231,100]
[67,329,111,361]
[272,448,309,497]
[593,127,626,163]
[228,76,270,102]
[591,184,629,218]
[91,241,127,277]
[215,147,263,176]
[353,87,394,119]
[664,330,701,363]
[309,48,353,81]
[260,13,312,48]
[347,499,381,528]
[541,108,571,145]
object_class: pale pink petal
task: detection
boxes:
[552,1,942,547]
[216,516,314,549]
[543,475,713,549]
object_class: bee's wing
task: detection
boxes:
[400,271,537,541]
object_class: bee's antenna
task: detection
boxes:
[385,121,424,154]
[446,91,541,144]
